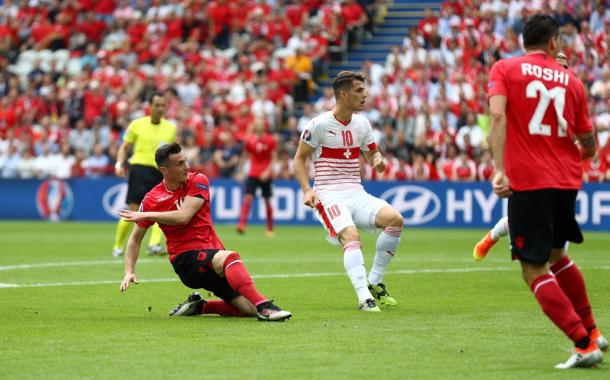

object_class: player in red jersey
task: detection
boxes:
[487,15,605,368]
[236,119,277,236]
[119,143,291,322]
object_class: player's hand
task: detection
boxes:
[492,171,512,198]
[120,273,139,292]
[115,163,127,178]
[303,189,319,208]
[119,209,145,222]
[371,156,386,173]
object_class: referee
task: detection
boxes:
[112,92,177,256]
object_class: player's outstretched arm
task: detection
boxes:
[121,225,147,292]
[114,141,133,177]
[119,196,204,226]
[293,140,318,207]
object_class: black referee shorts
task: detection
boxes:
[508,189,583,264]
[171,250,240,302]
[126,164,163,205]
[244,176,272,198]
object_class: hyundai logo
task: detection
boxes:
[102,183,128,219]
[380,185,441,225]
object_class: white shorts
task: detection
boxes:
[314,189,390,245]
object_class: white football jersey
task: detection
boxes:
[301,111,377,193]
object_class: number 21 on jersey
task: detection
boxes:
[526,80,568,137]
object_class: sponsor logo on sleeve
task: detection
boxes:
[302,129,312,141]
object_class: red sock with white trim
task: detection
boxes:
[551,256,596,331]
[201,300,246,317]
[265,199,273,232]
[223,252,267,307]
[530,274,589,346]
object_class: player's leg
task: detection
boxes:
[510,190,601,368]
[213,250,292,321]
[316,196,379,311]
[473,216,508,261]
[353,193,401,306]
[237,177,257,234]
[261,180,274,237]
[112,202,137,256]
[549,191,607,352]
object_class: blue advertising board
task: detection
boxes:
[0,178,609,231]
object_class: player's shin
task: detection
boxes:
[551,256,596,331]
[223,252,267,307]
[491,217,509,240]
[343,241,373,302]
[368,227,401,285]
[237,195,253,230]
[264,199,273,232]
[202,300,246,317]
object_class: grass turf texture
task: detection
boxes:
[0,221,608,379]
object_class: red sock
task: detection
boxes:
[238,195,253,228]
[201,300,245,317]
[530,274,588,344]
[223,252,267,307]
[551,256,596,330]
[265,199,273,232]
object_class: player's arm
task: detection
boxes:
[293,140,318,207]
[261,144,278,181]
[488,94,511,197]
[120,196,204,226]
[115,141,133,177]
[575,132,596,159]
[120,224,147,292]
[364,148,385,173]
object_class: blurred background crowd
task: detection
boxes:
[0,0,609,182]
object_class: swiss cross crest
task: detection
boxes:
[343,149,352,159]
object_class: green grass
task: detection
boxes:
[0,221,608,379]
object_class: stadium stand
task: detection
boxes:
[0,0,608,182]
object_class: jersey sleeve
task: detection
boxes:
[487,61,508,98]
[360,118,378,152]
[123,120,138,144]
[136,197,154,229]
[187,173,211,202]
[300,118,322,148]
[573,80,593,134]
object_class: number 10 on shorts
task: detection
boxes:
[327,205,341,219]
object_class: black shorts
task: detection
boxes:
[244,176,272,198]
[508,189,583,264]
[126,164,163,205]
[171,249,240,302]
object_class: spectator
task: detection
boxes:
[83,143,110,178]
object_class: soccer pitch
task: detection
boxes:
[0,221,608,379]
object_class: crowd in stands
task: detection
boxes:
[0,0,609,183]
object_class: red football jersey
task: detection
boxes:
[245,133,276,177]
[138,172,224,259]
[487,52,593,190]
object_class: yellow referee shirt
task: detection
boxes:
[124,116,177,168]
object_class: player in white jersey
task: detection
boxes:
[293,71,405,312]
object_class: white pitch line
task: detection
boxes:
[0,267,516,289]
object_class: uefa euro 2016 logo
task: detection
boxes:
[36,180,74,221]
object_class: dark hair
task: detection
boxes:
[523,14,559,48]
[155,143,182,168]
[332,71,367,96]
[149,91,165,103]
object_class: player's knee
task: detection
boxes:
[215,251,241,275]
[389,212,404,228]
[339,227,360,244]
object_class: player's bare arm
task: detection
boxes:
[261,149,278,181]
[293,140,318,207]
[364,149,385,173]
[120,196,204,226]
[115,141,133,177]
[120,225,147,292]
[488,94,512,198]
[575,132,597,159]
